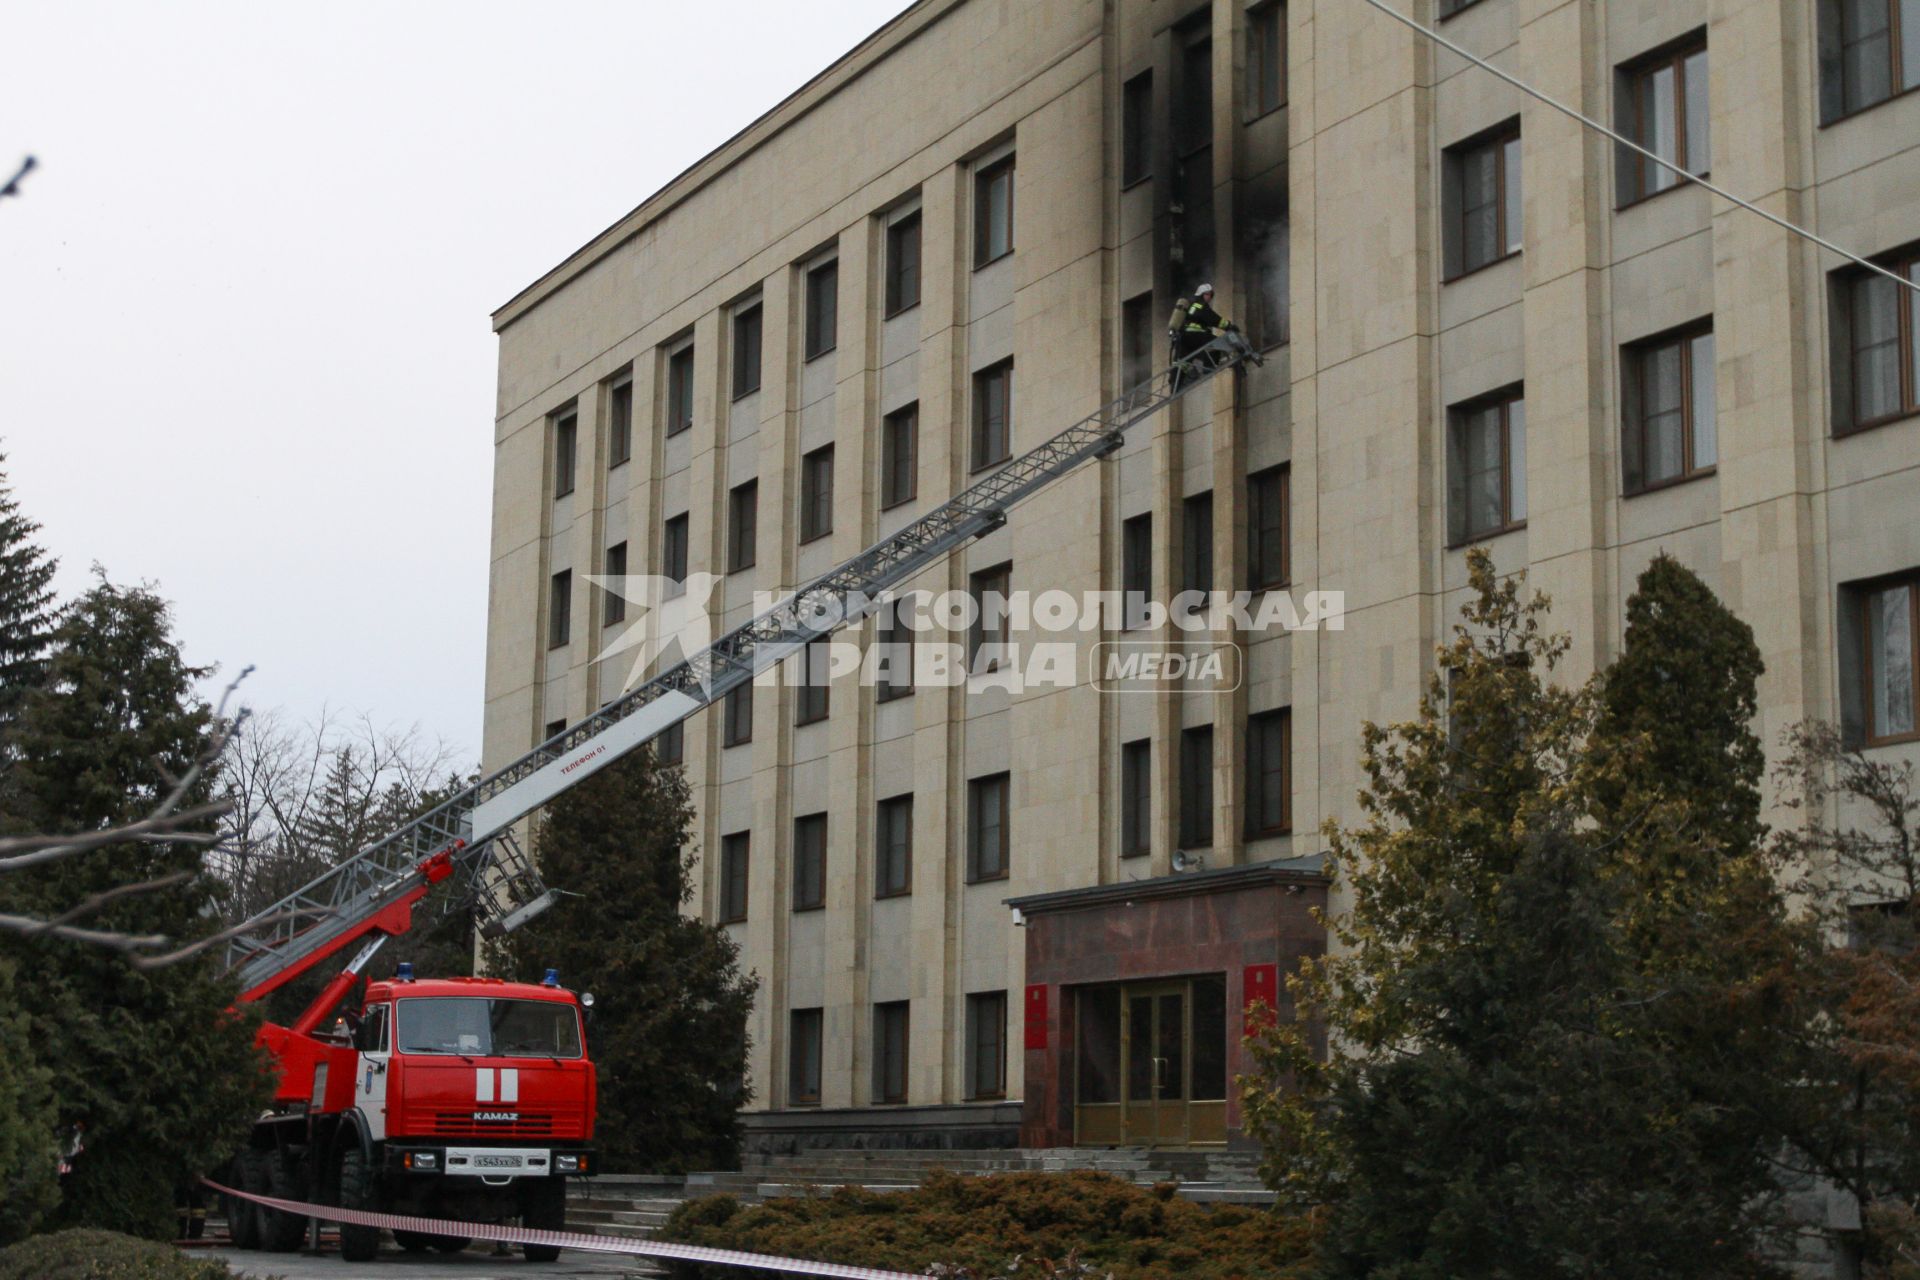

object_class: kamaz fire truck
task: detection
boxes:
[212,330,1257,1261]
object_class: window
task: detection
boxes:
[1176,26,1213,156]
[553,411,578,498]
[873,1001,910,1104]
[975,155,1015,267]
[876,595,915,702]
[1447,391,1527,544]
[661,514,690,598]
[968,773,1010,881]
[793,813,827,910]
[1620,40,1709,204]
[968,563,1012,674]
[1854,574,1920,746]
[603,542,628,625]
[720,832,750,923]
[805,260,838,361]
[1122,293,1155,390]
[1624,327,1717,492]
[1246,708,1291,836]
[608,377,633,467]
[1123,514,1153,630]
[973,359,1014,470]
[1121,738,1151,857]
[1183,491,1214,598]
[544,718,566,742]
[882,404,918,509]
[1242,211,1290,350]
[1247,466,1289,590]
[789,1009,823,1106]
[966,991,1007,1099]
[732,305,763,399]
[1122,72,1153,186]
[723,681,753,747]
[1179,725,1214,848]
[800,445,835,542]
[666,347,695,437]
[1822,0,1920,120]
[548,570,572,649]
[728,480,758,573]
[1440,0,1486,15]
[1834,251,1920,432]
[655,719,683,767]
[877,794,913,897]
[796,637,831,726]
[1448,126,1522,277]
[1247,4,1285,117]
[886,213,922,316]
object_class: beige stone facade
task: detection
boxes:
[487,0,1920,1147]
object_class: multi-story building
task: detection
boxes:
[486,0,1920,1153]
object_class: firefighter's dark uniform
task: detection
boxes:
[1176,296,1227,362]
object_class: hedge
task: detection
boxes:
[0,1229,240,1280]
[656,1170,1318,1280]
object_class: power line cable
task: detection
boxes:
[1359,0,1920,295]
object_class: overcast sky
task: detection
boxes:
[0,1,909,765]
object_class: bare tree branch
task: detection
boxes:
[0,155,35,203]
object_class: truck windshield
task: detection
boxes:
[395,998,583,1059]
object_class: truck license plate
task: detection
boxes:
[474,1155,519,1168]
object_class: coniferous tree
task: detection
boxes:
[1243,551,1805,1279]
[0,450,57,740]
[0,577,270,1237]
[493,749,756,1173]
[0,958,59,1245]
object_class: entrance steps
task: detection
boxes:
[563,1149,1272,1240]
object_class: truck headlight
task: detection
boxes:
[405,1150,439,1171]
[555,1154,582,1173]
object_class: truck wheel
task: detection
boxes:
[230,1152,266,1250]
[392,1229,432,1252]
[429,1235,471,1253]
[335,1147,381,1263]
[263,1151,308,1253]
[521,1175,566,1262]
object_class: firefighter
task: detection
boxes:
[1170,284,1237,387]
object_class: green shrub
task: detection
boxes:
[656,1170,1317,1280]
[0,1229,242,1280]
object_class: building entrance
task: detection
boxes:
[1073,975,1227,1146]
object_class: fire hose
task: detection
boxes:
[203,1177,924,1279]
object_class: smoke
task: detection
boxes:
[1242,218,1290,348]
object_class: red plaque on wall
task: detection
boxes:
[1242,963,1280,1035]
[1024,984,1049,1050]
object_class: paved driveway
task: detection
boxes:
[199,1242,657,1279]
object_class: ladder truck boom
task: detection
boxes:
[221,335,1260,1004]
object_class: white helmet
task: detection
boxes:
[1194,282,1214,296]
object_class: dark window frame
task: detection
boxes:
[548,570,572,650]
[1246,2,1286,120]
[789,1008,823,1107]
[974,155,1016,268]
[720,832,750,924]
[967,772,1011,882]
[1447,388,1529,546]
[793,813,828,911]
[553,410,578,499]
[885,213,923,317]
[1121,737,1152,858]
[882,403,919,510]
[732,304,764,400]
[1833,250,1920,436]
[1856,570,1920,748]
[1183,491,1215,599]
[1179,724,1215,849]
[1445,123,1523,281]
[728,480,759,573]
[968,563,1013,674]
[1247,465,1290,591]
[603,542,628,626]
[972,359,1014,471]
[1245,707,1292,837]
[965,990,1008,1100]
[1121,71,1154,188]
[1122,292,1156,390]
[796,637,831,727]
[608,377,633,468]
[1618,35,1711,207]
[876,794,913,898]
[1122,513,1153,630]
[655,720,684,767]
[1823,0,1920,121]
[1623,323,1718,495]
[662,513,689,595]
[665,346,695,437]
[723,681,753,748]
[1440,0,1487,16]
[800,444,835,543]
[872,1000,910,1105]
[805,260,839,362]
[876,595,915,703]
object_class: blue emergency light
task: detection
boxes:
[542,968,560,987]
[396,962,414,982]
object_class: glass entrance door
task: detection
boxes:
[1073,974,1227,1147]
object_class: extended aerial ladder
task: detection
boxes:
[221,333,1262,1003]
